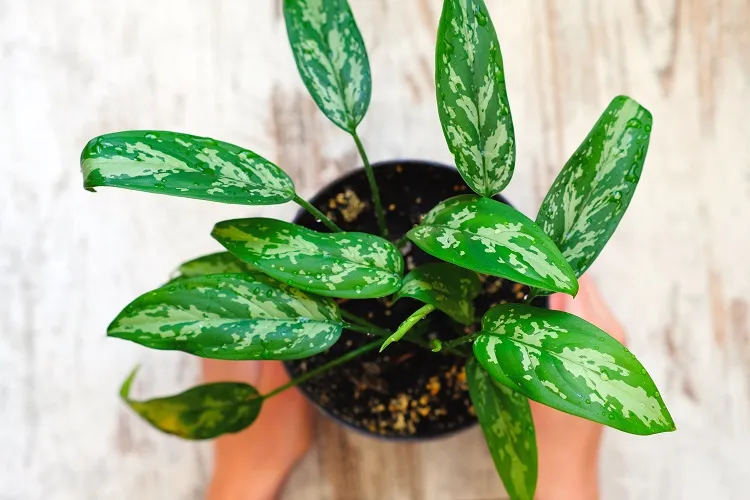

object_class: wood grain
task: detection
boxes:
[1,0,748,499]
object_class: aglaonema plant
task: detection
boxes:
[80,0,673,498]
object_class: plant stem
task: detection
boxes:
[344,322,386,336]
[441,333,480,350]
[340,309,391,336]
[343,319,436,353]
[293,194,343,232]
[352,131,388,238]
[343,310,466,356]
[394,234,410,249]
[380,304,435,352]
[262,339,381,400]
[524,288,539,305]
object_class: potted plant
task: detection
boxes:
[80,0,674,498]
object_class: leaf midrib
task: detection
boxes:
[559,122,635,246]
[488,333,623,388]
[238,229,400,277]
[117,316,341,331]
[298,2,358,130]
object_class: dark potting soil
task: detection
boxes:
[284,160,548,439]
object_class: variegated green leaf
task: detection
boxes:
[120,367,262,440]
[81,131,295,205]
[108,273,343,360]
[467,359,537,500]
[435,0,514,197]
[407,195,578,295]
[536,96,652,276]
[171,252,256,280]
[474,304,675,435]
[283,0,371,133]
[212,218,403,299]
[393,262,480,324]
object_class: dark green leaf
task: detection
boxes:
[536,96,652,276]
[467,359,537,500]
[393,262,480,324]
[435,0,514,197]
[474,304,675,435]
[171,252,256,280]
[81,131,295,205]
[283,0,371,133]
[407,195,578,295]
[108,273,342,360]
[212,218,403,299]
[120,367,262,440]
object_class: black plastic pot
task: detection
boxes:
[284,160,548,441]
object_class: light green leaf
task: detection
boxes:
[283,0,371,133]
[435,0,514,197]
[407,195,578,295]
[474,304,675,435]
[120,367,262,440]
[81,131,295,205]
[212,218,403,299]
[393,262,480,324]
[108,273,343,360]
[467,359,537,500]
[536,96,652,276]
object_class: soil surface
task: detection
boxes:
[284,161,547,439]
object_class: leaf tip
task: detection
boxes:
[119,365,141,401]
[379,340,392,353]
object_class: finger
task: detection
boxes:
[548,292,568,312]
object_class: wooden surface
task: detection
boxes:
[1,0,749,499]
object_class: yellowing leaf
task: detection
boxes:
[120,367,262,440]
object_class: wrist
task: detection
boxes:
[535,471,598,500]
[208,463,290,500]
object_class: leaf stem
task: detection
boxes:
[343,310,466,356]
[340,310,391,336]
[524,288,538,305]
[293,194,343,232]
[352,131,388,237]
[262,339,381,400]
[380,304,436,352]
[343,322,385,336]
[441,333,480,350]
[394,234,410,249]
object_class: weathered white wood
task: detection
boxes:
[1,0,749,499]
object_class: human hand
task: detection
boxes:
[531,275,626,500]
[202,360,314,500]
